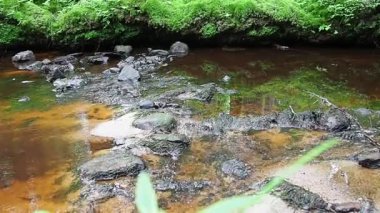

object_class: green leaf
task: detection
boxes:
[135,172,160,213]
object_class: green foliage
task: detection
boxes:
[0,0,379,47]
[135,139,339,213]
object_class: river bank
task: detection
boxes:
[1,44,380,212]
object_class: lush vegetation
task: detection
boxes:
[0,0,380,48]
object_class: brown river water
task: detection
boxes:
[0,48,380,212]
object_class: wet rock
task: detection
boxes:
[18,96,30,102]
[222,75,231,82]
[149,49,169,56]
[118,65,140,85]
[356,151,380,169]
[221,159,250,179]
[81,183,132,203]
[53,77,85,92]
[79,151,145,180]
[177,83,217,103]
[117,56,135,68]
[139,100,155,109]
[42,63,75,82]
[140,134,189,158]
[271,180,329,210]
[42,59,51,65]
[103,67,120,75]
[25,61,43,71]
[121,83,140,97]
[12,50,35,62]
[331,202,361,212]
[155,179,210,192]
[114,45,133,55]
[169,41,189,56]
[151,134,190,144]
[132,113,176,132]
[87,56,109,64]
[52,55,78,65]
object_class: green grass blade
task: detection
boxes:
[135,172,160,213]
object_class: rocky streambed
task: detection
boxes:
[5,45,380,212]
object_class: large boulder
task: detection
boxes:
[117,65,140,85]
[79,152,145,180]
[12,50,35,62]
[169,41,189,56]
[132,113,176,131]
[114,45,133,55]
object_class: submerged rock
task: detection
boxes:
[220,159,250,179]
[357,151,380,169]
[12,50,35,62]
[25,61,43,71]
[79,152,145,180]
[133,113,176,132]
[42,63,75,82]
[155,179,210,192]
[169,41,189,56]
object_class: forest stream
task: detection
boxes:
[1,47,380,212]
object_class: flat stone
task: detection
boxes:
[132,113,176,132]
[79,152,145,180]
[139,100,155,109]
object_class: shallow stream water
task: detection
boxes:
[0,48,380,212]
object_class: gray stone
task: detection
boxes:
[139,100,155,109]
[42,59,51,65]
[133,113,176,132]
[12,50,35,62]
[149,49,170,56]
[151,134,189,144]
[103,67,120,75]
[169,41,189,56]
[53,77,85,92]
[52,55,78,65]
[221,159,250,179]
[87,56,109,64]
[118,65,140,84]
[222,75,231,82]
[25,61,43,71]
[79,152,145,180]
[357,151,380,169]
[114,45,133,55]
